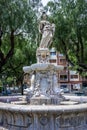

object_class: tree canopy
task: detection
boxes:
[46,0,87,74]
[0,0,38,80]
[0,0,87,86]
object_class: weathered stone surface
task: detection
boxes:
[23,63,64,105]
[0,103,87,130]
[36,48,50,63]
[11,101,27,105]
[60,101,79,105]
[30,95,51,105]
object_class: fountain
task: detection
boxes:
[0,12,87,130]
[23,11,65,105]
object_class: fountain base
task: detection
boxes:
[30,95,51,105]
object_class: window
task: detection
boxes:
[50,52,56,56]
[60,85,67,88]
[59,59,66,64]
[71,75,78,79]
[60,75,67,80]
[50,60,56,63]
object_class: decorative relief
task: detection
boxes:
[55,114,85,128]
[56,116,64,127]
[0,112,3,126]
[39,115,49,125]
[25,116,33,126]
[3,112,32,128]
[3,113,8,127]
[6,112,13,125]
[85,114,87,124]
[36,48,50,63]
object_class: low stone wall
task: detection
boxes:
[0,103,87,130]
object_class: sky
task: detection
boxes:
[41,0,52,6]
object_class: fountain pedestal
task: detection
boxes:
[23,48,65,105]
[30,95,51,105]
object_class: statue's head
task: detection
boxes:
[41,11,47,20]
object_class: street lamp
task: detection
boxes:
[2,74,7,95]
[13,77,16,93]
[0,26,3,38]
[0,26,3,47]
[13,77,16,86]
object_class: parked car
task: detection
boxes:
[63,88,69,93]
[2,89,11,95]
[74,91,85,96]
[60,87,69,93]
[83,87,87,96]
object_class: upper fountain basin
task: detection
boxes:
[23,63,64,73]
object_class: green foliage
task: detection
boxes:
[46,0,87,73]
[0,0,39,84]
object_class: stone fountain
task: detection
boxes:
[0,12,87,130]
[23,12,65,105]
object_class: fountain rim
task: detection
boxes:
[0,102,87,114]
[23,63,64,73]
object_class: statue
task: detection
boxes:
[39,12,55,48]
[24,72,35,94]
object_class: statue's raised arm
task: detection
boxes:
[39,12,55,48]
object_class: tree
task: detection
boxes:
[46,0,87,73]
[0,0,37,73]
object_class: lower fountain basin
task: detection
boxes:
[0,101,87,130]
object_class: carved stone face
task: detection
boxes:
[36,48,50,63]
[41,50,49,59]
[42,53,46,58]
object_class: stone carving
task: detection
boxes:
[23,63,65,104]
[23,11,64,105]
[55,114,85,128]
[27,116,33,126]
[3,112,32,128]
[24,73,35,95]
[39,115,48,125]
[0,108,87,130]
[36,48,50,63]
[39,12,55,48]
[34,83,41,97]
[53,73,63,95]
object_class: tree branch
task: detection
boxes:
[4,30,15,62]
[59,37,74,66]
[0,30,15,72]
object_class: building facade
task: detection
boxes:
[50,48,87,92]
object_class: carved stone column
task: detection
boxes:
[36,48,50,63]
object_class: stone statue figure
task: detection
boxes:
[39,12,55,48]
[24,73,35,94]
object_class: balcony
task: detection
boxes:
[59,78,68,81]
[58,58,67,66]
[50,55,57,60]
[70,75,79,81]
[59,75,68,82]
